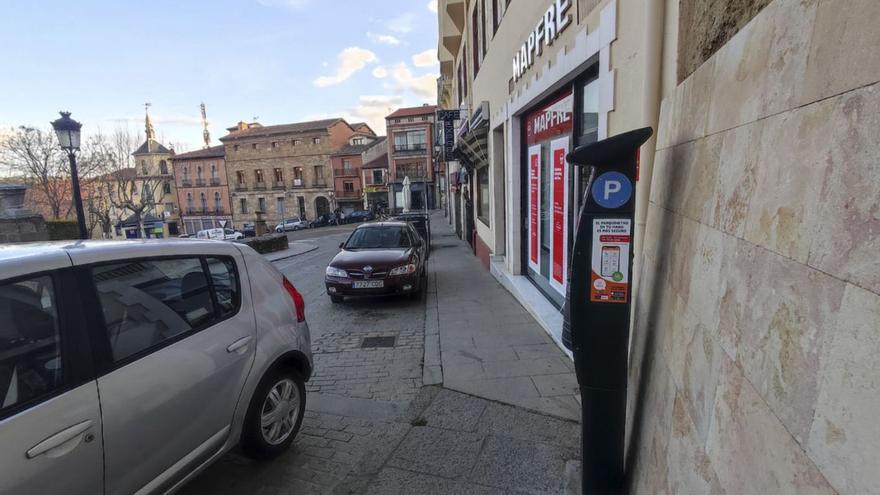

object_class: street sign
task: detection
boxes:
[219,220,228,228]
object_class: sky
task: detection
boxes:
[0,0,440,151]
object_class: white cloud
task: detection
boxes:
[372,66,389,78]
[255,0,310,9]
[386,13,416,33]
[313,47,378,88]
[427,0,438,13]
[389,62,438,99]
[367,32,401,46]
[412,49,438,67]
[307,95,404,135]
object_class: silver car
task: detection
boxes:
[0,239,312,494]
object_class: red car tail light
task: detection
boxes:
[283,276,306,322]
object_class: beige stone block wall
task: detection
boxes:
[627,0,880,492]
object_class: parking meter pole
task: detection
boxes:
[562,127,653,494]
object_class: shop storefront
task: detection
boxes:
[520,69,599,308]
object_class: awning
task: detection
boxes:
[454,101,489,170]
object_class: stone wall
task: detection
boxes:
[627,0,880,493]
[677,0,772,81]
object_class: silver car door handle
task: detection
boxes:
[227,336,254,354]
[27,420,93,459]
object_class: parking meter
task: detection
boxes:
[562,127,653,494]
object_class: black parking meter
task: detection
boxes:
[562,127,653,494]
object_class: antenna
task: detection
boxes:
[252,116,259,122]
[200,102,211,148]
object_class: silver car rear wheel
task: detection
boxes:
[260,378,300,445]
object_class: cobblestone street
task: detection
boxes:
[182,221,581,494]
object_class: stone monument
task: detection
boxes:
[0,184,49,243]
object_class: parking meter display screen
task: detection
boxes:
[590,218,631,303]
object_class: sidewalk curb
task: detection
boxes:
[422,252,443,386]
[265,242,319,262]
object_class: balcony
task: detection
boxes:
[313,180,327,188]
[210,178,221,186]
[395,169,430,181]
[292,178,305,188]
[181,179,193,187]
[253,182,267,191]
[393,144,429,156]
[363,175,386,186]
[185,207,226,216]
[336,189,362,199]
[195,179,206,187]
[334,168,358,177]
[273,180,286,190]
[234,184,248,192]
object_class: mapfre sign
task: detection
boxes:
[512,0,572,82]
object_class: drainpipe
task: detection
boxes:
[631,0,666,314]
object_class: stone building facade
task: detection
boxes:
[220,119,369,227]
[171,145,232,234]
[130,122,179,238]
[330,136,378,213]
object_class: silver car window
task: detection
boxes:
[92,258,215,362]
[0,275,62,413]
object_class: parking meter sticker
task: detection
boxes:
[590,218,631,304]
[591,172,633,209]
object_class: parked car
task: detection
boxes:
[309,213,337,229]
[324,222,427,303]
[0,240,311,495]
[347,210,375,223]
[275,217,308,233]
[242,223,256,237]
[197,227,244,240]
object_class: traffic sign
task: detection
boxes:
[591,171,632,209]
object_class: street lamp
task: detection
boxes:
[50,111,88,240]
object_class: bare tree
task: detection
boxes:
[0,126,71,219]
[82,128,164,238]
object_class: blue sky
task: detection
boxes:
[0,0,440,151]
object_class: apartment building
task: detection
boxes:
[171,145,232,234]
[220,119,369,226]
[360,136,389,210]
[330,133,379,213]
[385,105,437,211]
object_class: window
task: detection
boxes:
[312,137,321,144]
[477,166,490,225]
[472,7,480,74]
[91,257,239,363]
[183,166,189,180]
[141,160,148,174]
[393,130,427,152]
[352,137,365,145]
[0,275,62,414]
[274,168,283,182]
[343,181,354,193]
[258,197,266,212]
[236,171,245,185]
[276,197,285,216]
[293,167,303,180]
[163,181,171,194]
[211,164,217,179]
[251,143,258,150]
[481,0,487,55]
[342,159,352,170]
[271,141,278,148]
[200,192,207,209]
[187,192,193,209]
[214,192,222,210]
[493,0,501,32]
[292,139,301,146]
[297,196,305,217]
[159,160,168,175]
[234,145,240,152]
[314,166,325,185]
[372,170,384,184]
[206,258,239,317]
[255,169,265,184]
[240,198,248,213]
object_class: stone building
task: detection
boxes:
[385,105,437,211]
[220,119,368,227]
[437,0,880,492]
[171,145,232,234]
[127,110,180,237]
[360,136,389,210]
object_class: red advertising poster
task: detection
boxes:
[549,137,569,294]
[528,146,541,270]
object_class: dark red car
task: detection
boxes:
[324,222,427,303]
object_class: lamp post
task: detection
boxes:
[50,111,88,240]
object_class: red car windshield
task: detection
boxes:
[344,227,411,249]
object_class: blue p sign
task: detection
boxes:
[591,172,633,209]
